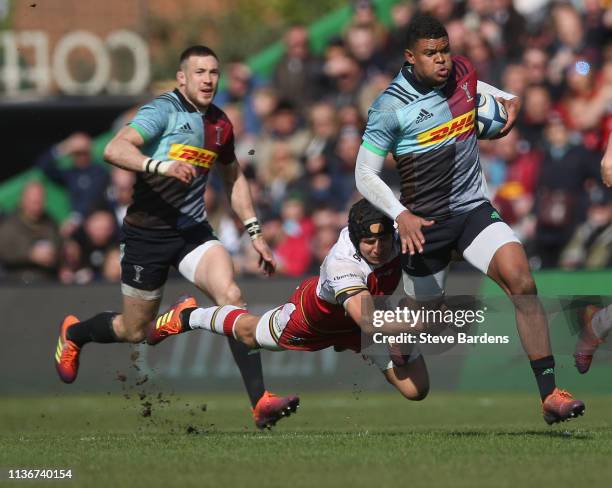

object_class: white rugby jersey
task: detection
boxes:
[316,227,401,305]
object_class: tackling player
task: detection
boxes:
[53,45,298,429]
[146,199,430,414]
[354,14,584,424]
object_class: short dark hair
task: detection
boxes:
[179,45,219,67]
[406,14,448,49]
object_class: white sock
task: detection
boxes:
[591,305,612,340]
[189,305,245,338]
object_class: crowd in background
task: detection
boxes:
[0,0,611,284]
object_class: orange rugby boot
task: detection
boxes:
[54,315,81,384]
[542,388,585,425]
[146,296,197,345]
[252,391,300,429]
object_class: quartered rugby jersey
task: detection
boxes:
[362,55,489,219]
[126,89,236,229]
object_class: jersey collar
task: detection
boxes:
[174,88,201,114]
[401,63,448,94]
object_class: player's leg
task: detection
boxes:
[183,242,267,407]
[574,304,612,373]
[55,225,168,383]
[177,237,298,426]
[460,205,584,423]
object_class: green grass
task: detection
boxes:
[1,392,611,488]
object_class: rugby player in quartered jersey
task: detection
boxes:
[126,88,237,230]
[354,14,585,425]
[53,45,299,429]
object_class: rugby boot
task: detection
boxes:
[252,390,300,429]
[542,388,585,425]
[146,296,197,345]
[54,315,81,384]
[574,305,603,374]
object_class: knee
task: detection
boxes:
[505,273,537,296]
[218,284,244,307]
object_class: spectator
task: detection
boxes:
[36,132,110,233]
[0,181,61,283]
[518,84,553,149]
[344,25,387,81]
[254,99,310,174]
[61,209,119,284]
[324,55,365,109]
[304,101,339,160]
[533,113,601,268]
[215,61,262,135]
[106,167,134,227]
[260,141,303,210]
[273,24,323,111]
[560,186,612,269]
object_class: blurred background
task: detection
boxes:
[0,0,611,396]
[0,0,610,285]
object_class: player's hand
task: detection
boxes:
[166,161,196,184]
[492,97,521,139]
[251,235,276,276]
[396,209,434,255]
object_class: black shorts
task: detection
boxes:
[120,222,217,291]
[401,202,507,277]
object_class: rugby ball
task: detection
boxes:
[476,93,508,139]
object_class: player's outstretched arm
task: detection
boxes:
[103,126,196,184]
[217,160,276,275]
[344,290,412,337]
[602,132,612,188]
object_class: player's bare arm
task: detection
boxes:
[103,126,196,184]
[217,160,276,275]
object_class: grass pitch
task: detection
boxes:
[1,391,611,488]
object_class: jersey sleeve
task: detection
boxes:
[128,97,173,143]
[324,257,369,305]
[361,108,401,157]
[217,121,237,165]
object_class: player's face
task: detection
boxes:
[359,234,393,265]
[177,55,220,110]
[404,37,452,87]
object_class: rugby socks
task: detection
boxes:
[530,355,556,401]
[227,337,266,408]
[187,305,264,407]
[591,305,612,340]
[67,312,120,347]
[188,305,247,338]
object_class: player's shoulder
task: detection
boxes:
[371,73,420,113]
[147,91,185,111]
[205,103,233,127]
[324,228,368,274]
[452,55,475,76]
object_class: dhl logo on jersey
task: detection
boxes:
[168,144,217,168]
[416,110,475,147]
